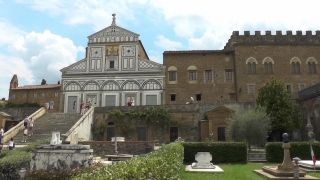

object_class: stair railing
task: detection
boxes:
[62,107,94,144]
[3,107,46,143]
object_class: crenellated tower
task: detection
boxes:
[224,30,320,51]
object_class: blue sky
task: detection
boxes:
[1,0,320,99]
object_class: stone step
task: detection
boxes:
[13,112,82,145]
[248,153,267,162]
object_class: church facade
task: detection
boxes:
[60,14,165,113]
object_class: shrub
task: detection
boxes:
[72,142,184,180]
[24,163,104,180]
[182,142,247,164]
[0,139,50,179]
[266,142,320,163]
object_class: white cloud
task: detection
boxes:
[0,20,82,98]
[0,20,26,47]
[151,0,320,50]
[154,35,182,50]
[7,30,79,84]
[17,0,151,31]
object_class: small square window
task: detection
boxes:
[41,92,44,98]
[225,69,232,81]
[110,61,115,68]
[248,85,255,94]
[12,94,15,98]
[170,94,176,101]
[33,93,37,98]
[54,92,59,97]
[196,94,201,101]
[286,85,292,93]
[23,93,26,98]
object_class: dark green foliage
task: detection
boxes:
[256,77,302,131]
[266,142,320,163]
[0,139,50,180]
[6,102,41,107]
[24,163,104,180]
[182,142,247,164]
[72,143,184,180]
[93,106,172,140]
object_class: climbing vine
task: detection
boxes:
[107,106,171,137]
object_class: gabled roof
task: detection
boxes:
[87,14,139,40]
[60,58,87,73]
[88,25,139,39]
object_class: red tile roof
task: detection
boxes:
[11,84,61,90]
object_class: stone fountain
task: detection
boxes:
[255,133,319,180]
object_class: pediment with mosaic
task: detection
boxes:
[106,46,119,56]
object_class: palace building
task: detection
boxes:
[60,14,165,113]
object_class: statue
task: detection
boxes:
[41,79,47,85]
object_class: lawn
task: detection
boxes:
[180,162,320,180]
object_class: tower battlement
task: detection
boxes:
[224,30,320,50]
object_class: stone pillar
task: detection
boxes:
[277,133,298,171]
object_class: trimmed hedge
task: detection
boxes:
[0,139,50,180]
[72,142,184,180]
[182,142,247,163]
[266,142,320,163]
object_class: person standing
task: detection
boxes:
[23,116,29,129]
[0,127,4,144]
[80,102,86,115]
[22,128,28,143]
[73,101,76,112]
[8,138,14,150]
[45,102,49,112]
[49,100,54,112]
[80,101,84,113]
[29,117,34,136]
[190,97,194,104]
[131,100,135,106]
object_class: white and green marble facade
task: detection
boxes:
[61,14,165,113]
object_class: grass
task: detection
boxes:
[180,162,320,180]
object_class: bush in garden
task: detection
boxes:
[72,142,184,180]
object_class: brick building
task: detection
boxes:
[164,30,320,141]
[8,75,61,112]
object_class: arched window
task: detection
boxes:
[262,57,274,74]
[290,57,301,74]
[306,57,317,74]
[246,57,257,74]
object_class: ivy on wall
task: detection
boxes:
[92,106,171,140]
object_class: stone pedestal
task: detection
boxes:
[30,144,93,171]
[255,133,319,180]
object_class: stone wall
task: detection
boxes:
[78,141,154,157]
[8,87,61,112]
[93,103,254,143]
[30,144,93,171]
[234,44,320,103]
[0,107,40,121]
[163,51,236,105]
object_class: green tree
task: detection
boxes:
[227,108,271,151]
[256,77,302,132]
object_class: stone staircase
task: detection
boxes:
[247,153,266,162]
[13,112,82,145]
